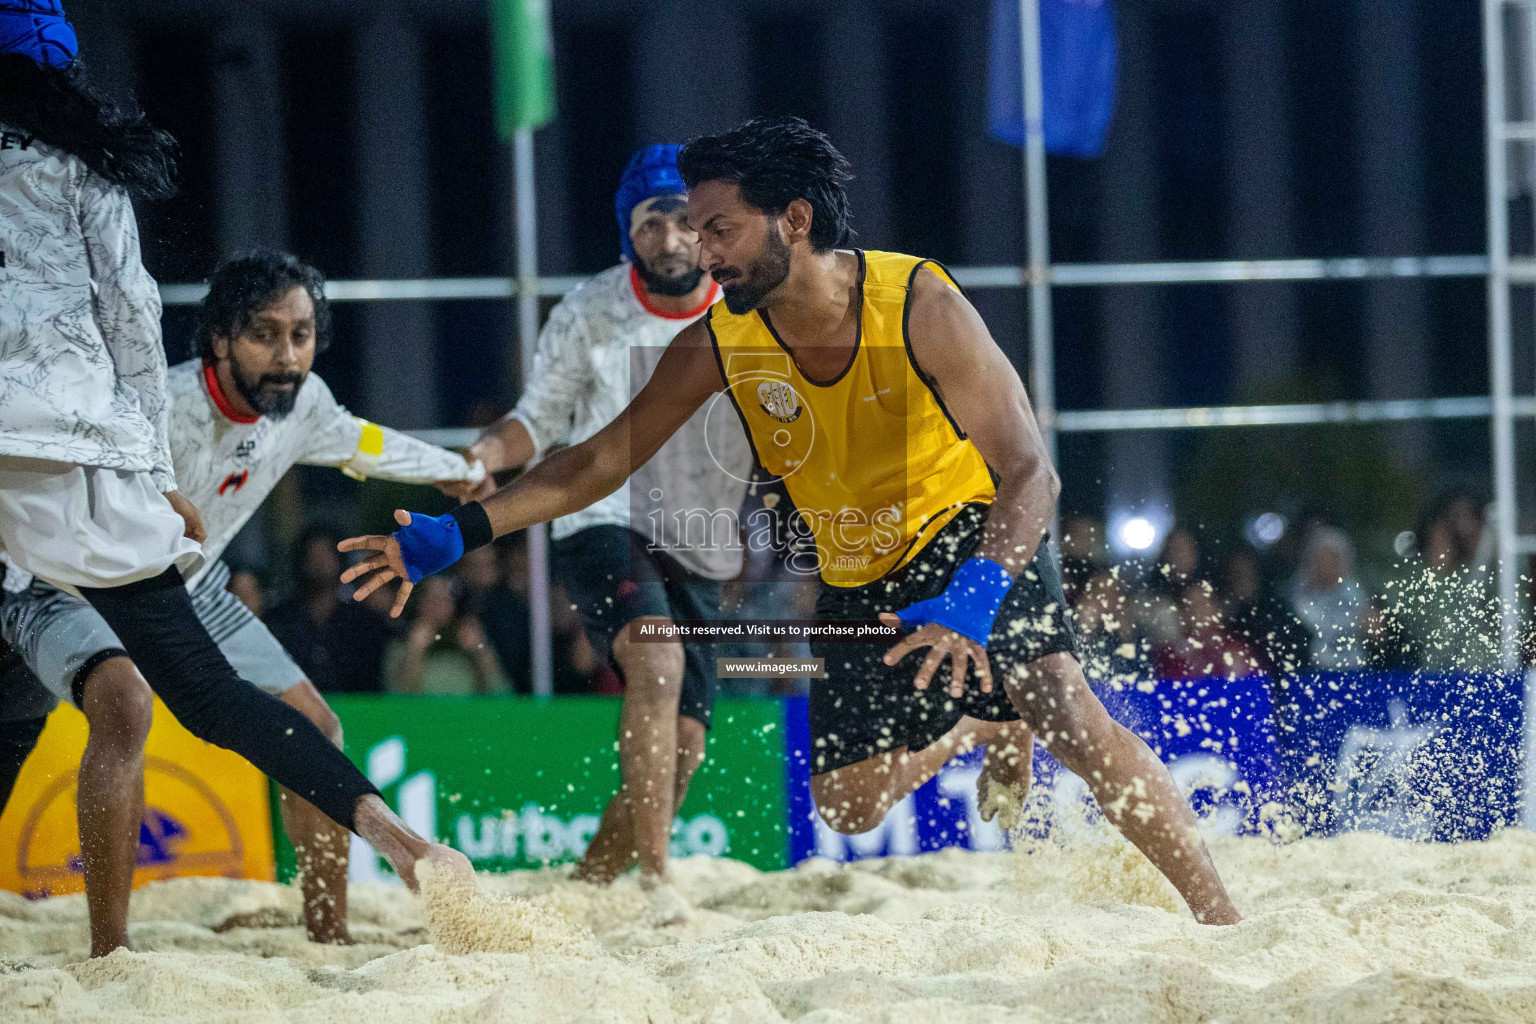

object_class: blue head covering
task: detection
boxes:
[0,0,77,68]
[615,143,686,260]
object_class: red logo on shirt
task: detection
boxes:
[218,470,249,496]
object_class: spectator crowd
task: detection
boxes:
[224,486,1513,700]
[1062,487,1509,689]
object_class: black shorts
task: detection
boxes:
[552,526,721,728]
[808,503,1080,773]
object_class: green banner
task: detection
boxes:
[274,697,788,880]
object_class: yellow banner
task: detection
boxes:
[0,699,274,897]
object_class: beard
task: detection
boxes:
[718,225,792,315]
[230,358,305,419]
[633,252,705,297]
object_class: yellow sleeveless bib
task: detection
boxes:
[708,250,996,587]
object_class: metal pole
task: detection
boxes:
[1485,0,1520,669]
[1019,0,1056,465]
[514,127,555,697]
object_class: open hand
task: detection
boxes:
[338,509,415,618]
[878,611,994,699]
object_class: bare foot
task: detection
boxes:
[304,918,355,945]
[89,938,129,959]
[572,848,634,887]
[1194,901,1243,926]
[640,875,691,925]
[977,740,1032,833]
[398,842,476,893]
[350,796,476,893]
[353,794,431,889]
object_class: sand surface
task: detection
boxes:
[3,831,1536,1023]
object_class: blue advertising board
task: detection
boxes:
[1275,671,1526,840]
[783,673,1286,863]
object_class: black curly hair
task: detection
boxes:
[677,116,854,252]
[195,251,331,363]
[0,54,177,201]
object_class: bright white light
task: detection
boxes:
[1245,512,1287,549]
[1119,516,1158,551]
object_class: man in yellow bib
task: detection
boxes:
[340,117,1241,925]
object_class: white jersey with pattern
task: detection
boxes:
[165,360,481,586]
[0,128,175,489]
[509,263,752,580]
[2,359,483,594]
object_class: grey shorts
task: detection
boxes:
[0,560,305,713]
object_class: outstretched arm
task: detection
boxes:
[338,320,724,615]
[297,375,485,487]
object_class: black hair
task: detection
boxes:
[0,54,177,201]
[677,116,853,252]
[196,250,332,363]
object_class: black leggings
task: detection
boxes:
[0,715,45,811]
[79,567,378,830]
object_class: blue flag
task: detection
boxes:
[988,0,1117,159]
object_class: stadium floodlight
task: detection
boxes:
[1108,511,1165,556]
[1245,513,1287,549]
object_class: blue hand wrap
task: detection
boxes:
[395,512,467,584]
[894,557,1013,648]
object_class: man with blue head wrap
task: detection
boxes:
[450,144,751,918]
[615,143,707,296]
[0,0,76,68]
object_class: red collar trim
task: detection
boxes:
[629,265,718,320]
[202,363,259,424]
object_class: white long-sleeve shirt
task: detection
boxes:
[166,360,481,586]
[2,359,483,593]
[509,264,753,580]
[0,128,176,490]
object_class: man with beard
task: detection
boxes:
[459,144,750,916]
[342,118,1243,925]
[1,250,483,948]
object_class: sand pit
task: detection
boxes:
[4,830,1536,1023]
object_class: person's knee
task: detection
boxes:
[811,775,889,836]
[79,658,154,749]
[310,704,342,748]
[814,797,884,836]
[301,698,342,748]
[615,637,686,703]
[281,681,343,747]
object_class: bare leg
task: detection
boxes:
[1004,652,1240,924]
[75,658,153,958]
[812,717,1029,835]
[576,714,706,884]
[277,681,352,944]
[574,620,686,883]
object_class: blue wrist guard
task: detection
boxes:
[395,503,494,584]
[894,557,1013,648]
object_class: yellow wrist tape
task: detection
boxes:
[341,419,385,480]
